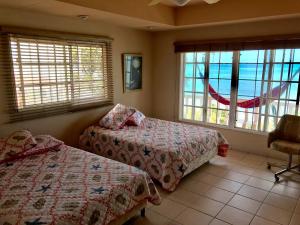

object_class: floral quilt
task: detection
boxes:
[0,145,160,225]
[79,118,228,191]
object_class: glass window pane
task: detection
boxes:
[210,52,220,63]
[195,93,204,107]
[185,53,195,63]
[239,64,260,80]
[183,106,193,120]
[219,79,231,95]
[184,78,193,92]
[240,50,259,63]
[195,79,204,92]
[195,63,205,78]
[183,92,193,106]
[185,63,194,77]
[220,52,233,63]
[218,110,229,125]
[196,52,206,63]
[219,64,232,79]
[209,64,219,78]
[194,108,203,121]
[207,108,217,123]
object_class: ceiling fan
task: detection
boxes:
[149,0,221,6]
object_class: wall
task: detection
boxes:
[152,17,300,159]
[0,8,153,146]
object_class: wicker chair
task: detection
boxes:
[267,114,300,182]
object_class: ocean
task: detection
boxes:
[184,63,300,100]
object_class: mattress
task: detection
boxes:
[79,117,227,191]
[0,144,160,225]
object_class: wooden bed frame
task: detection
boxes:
[108,201,147,225]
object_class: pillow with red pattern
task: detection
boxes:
[126,110,146,126]
[0,130,37,161]
[0,135,64,164]
[99,104,135,130]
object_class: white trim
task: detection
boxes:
[179,118,268,136]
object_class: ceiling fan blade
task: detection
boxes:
[172,0,191,6]
[148,0,163,6]
[202,0,221,4]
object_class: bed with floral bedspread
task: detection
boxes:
[0,144,160,225]
[79,117,228,191]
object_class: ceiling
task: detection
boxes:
[0,0,300,31]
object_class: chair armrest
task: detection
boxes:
[268,130,278,148]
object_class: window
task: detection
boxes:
[1,32,113,122]
[180,49,300,132]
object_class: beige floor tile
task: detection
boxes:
[174,208,213,225]
[264,192,297,211]
[289,213,300,225]
[204,187,235,203]
[250,216,281,225]
[179,179,211,196]
[126,209,173,225]
[228,194,261,214]
[257,203,293,225]
[252,168,277,182]
[215,178,243,193]
[216,205,254,225]
[246,177,274,191]
[231,164,255,175]
[238,185,268,202]
[209,219,231,225]
[168,189,224,216]
[151,199,186,220]
[223,171,250,183]
[295,200,300,214]
[271,184,300,199]
[278,177,300,190]
[201,164,229,177]
[193,173,222,185]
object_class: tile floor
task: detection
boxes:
[125,150,300,225]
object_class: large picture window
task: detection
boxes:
[180,48,300,132]
[1,31,113,122]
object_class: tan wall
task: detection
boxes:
[0,8,153,146]
[152,17,300,159]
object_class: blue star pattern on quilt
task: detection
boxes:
[143,147,151,156]
[113,138,120,146]
[90,130,96,137]
[25,218,47,225]
[47,164,58,168]
[178,164,185,174]
[91,187,107,194]
[92,164,101,170]
[36,184,51,193]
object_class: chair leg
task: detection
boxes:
[273,154,293,182]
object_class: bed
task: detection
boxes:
[0,143,161,225]
[79,117,228,191]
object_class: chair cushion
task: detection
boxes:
[271,140,300,155]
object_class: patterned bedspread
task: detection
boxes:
[79,118,227,191]
[0,145,160,225]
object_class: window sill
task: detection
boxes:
[178,119,268,137]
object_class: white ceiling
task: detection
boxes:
[161,0,205,6]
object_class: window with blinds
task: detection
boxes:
[1,31,113,122]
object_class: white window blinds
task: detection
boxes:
[0,30,113,122]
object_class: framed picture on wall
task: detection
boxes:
[122,53,142,92]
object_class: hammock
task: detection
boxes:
[200,68,300,109]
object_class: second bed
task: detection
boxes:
[80,117,227,191]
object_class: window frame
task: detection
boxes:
[1,27,114,122]
[179,49,300,133]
